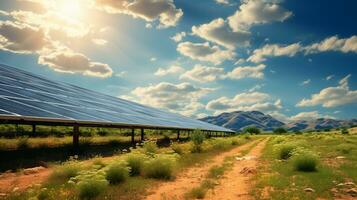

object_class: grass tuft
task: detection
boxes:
[143,154,178,179]
[292,150,319,172]
[105,162,130,184]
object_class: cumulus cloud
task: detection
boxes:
[248,43,301,63]
[94,0,183,28]
[0,20,49,54]
[206,91,282,115]
[248,35,357,63]
[297,74,357,107]
[225,64,266,79]
[154,65,183,76]
[305,35,357,54]
[227,0,292,31]
[289,111,333,121]
[129,82,214,116]
[192,18,250,49]
[180,65,225,82]
[171,31,186,42]
[38,49,113,77]
[177,42,235,65]
[248,83,265,92]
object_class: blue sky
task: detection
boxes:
[0,0,356,122]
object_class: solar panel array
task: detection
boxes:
[0,64,233,132]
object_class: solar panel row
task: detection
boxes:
[0,64,233,132]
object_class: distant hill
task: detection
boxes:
[199,111,284,131]
[285,118,357,131]
[199,111,357,132]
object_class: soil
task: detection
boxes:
[144,139,265,200]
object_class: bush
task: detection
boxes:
[50,161,81,182]
[341,128,349,134]
[171,143,184,155]
[336,144,354,154]
[77,178,108,199]
[143,154,178,179]
[105,162,130,184]
[210,138,231,150]
[273,127,287,134]
[17,136,29,149]
[143,141,158,154]
[188,187,206,199]
[243,126,261,134]
[92,157,106,168]
[231,138,240,145]
[126,153,147,176]
[292,150,318,172]
[277,143,297,160]
[191,130,204,153]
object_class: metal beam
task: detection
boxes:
[141,128,144,141]
[131,128,135,145]
[73,125,79,150]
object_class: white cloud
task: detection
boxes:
[38,48,113,78]
[305,35,357,54]
[150,57,157,61]
[248,43,301,63]
[94,0,183,28]
[227,0,292,31]
[92,38,108,46]
[154,65,183,76]
[297,74,357,108]
[225,64,266,79]
[115,71,127,77]
[177,41,235,65]
[129,82,213,116]
[206,91,282,115]
[300,79,311,86]
[325,75,334,81]
[248,83,265,92]
[289,111,332,121]
[192,18,250,49]
[180,64,224,82]
[0,20,49,54]
[171,31,186,42]
[248,35,357,63]
[215,0,230,5]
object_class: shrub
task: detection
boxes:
[273,127,287,134]
[126,153,147,176]
[191,130,204,153]
[17,136,29,149]
[105,162,130,184]
[77,177,108,199]
[292,150,318,172]
[277,143,297,160]
[336,144,354,154]
[208,165,225,179]
[243,126,261,134]
[143,154,178,179]
[341,128,349,134]
[50,161,81,182]
[231,138,240,145]
[92,157,106,168]
[171,143,184,155]
[210,138,231,150]
[143,141,158,154]
[188,187,206,199]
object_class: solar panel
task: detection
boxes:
[0,64,233,132]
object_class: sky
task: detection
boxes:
[0,0,356,122]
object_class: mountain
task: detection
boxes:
[199,110,357,132]
[199,111,284,131]
[285,118,357,131]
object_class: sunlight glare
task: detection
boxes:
[57,0,82,19]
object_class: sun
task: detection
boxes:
[57,0,83,19]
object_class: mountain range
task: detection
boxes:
[199,111,356,132]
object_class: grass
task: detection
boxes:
[251,131,357,200]
[3,135,256,200]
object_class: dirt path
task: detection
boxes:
[144,139,261,200]
[204,138,268,200]
[0,167,51,194]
